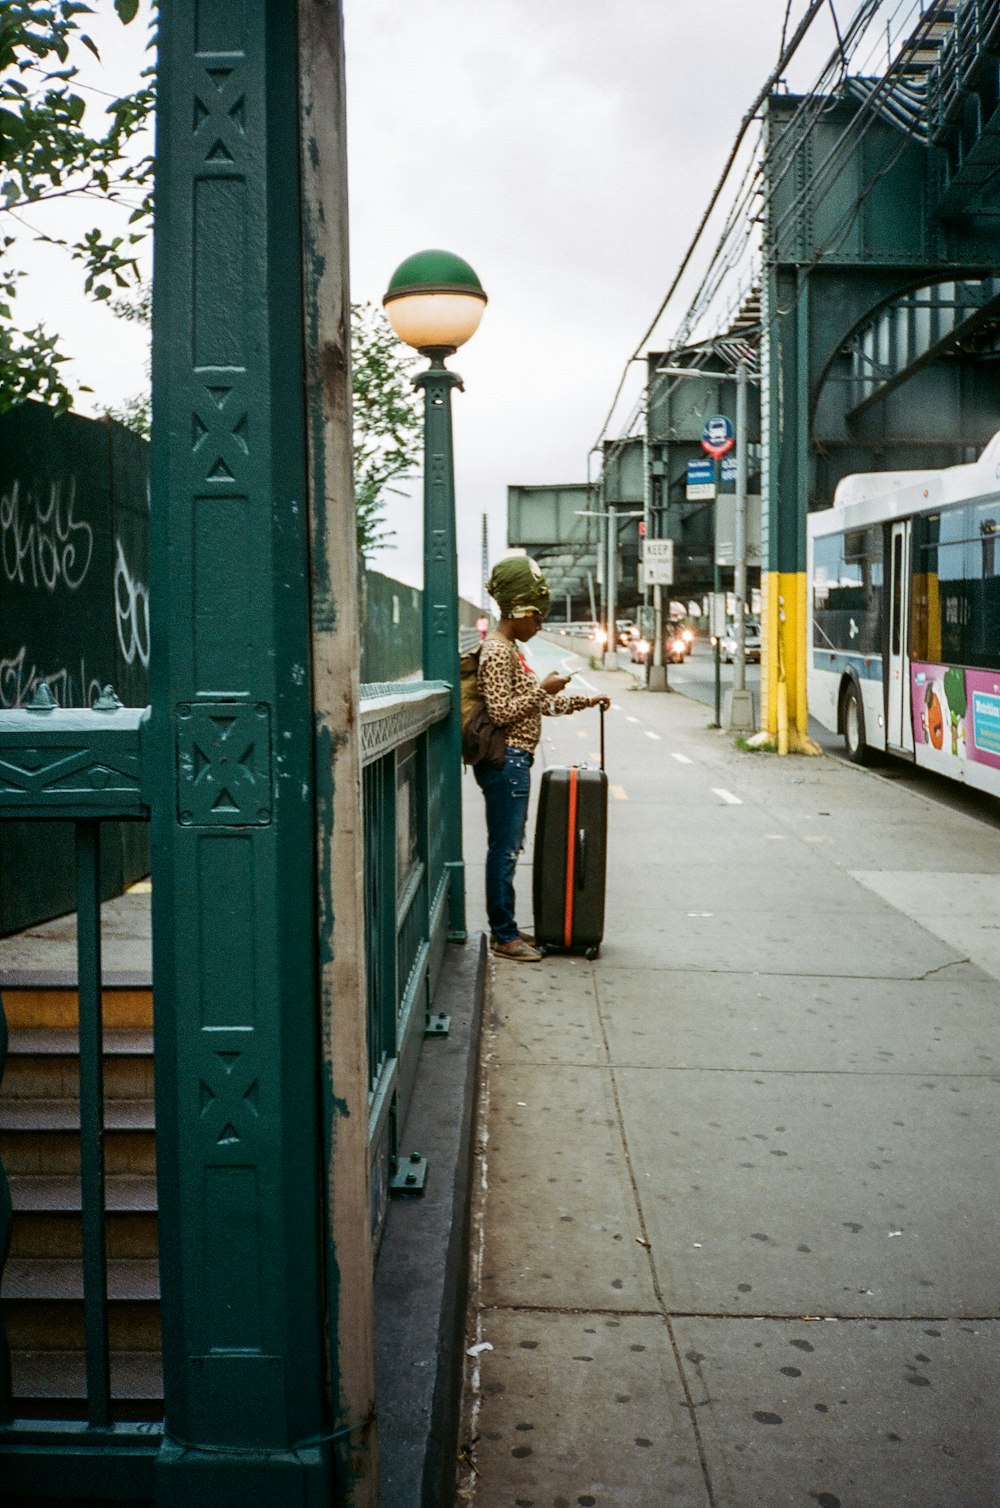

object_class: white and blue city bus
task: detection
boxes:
[807,432,1000,796]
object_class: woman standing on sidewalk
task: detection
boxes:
[477,557,609,962]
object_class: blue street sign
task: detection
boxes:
[721,454,737,483]
[686,457,715,499]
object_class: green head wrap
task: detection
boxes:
[487,556,552,620]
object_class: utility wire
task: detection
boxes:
[592,0,830,452]
[595,0,936,489]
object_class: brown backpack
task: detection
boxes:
[459,644,506,768]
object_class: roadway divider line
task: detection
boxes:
[610,784,628,801]
[671,752,693,765]
[625,716,639,724]
[712,787,742,805]
[644,730,661,741]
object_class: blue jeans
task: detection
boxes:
[475,748,533,943]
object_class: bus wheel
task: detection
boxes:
[843,681,868,765]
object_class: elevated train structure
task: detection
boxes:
[595,0,1000,739]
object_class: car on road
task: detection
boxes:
[719,617,762,663]
[629,626,688,664]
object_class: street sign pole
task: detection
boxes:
[713,456,722,728]
[725,360,755,733]
[643,538,674,693]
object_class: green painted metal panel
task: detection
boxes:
[148,0,332,1494]
[0,404,150,935]
[360,568,482,682]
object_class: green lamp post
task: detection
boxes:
[383,249,487,941]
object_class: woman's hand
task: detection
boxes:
[541,671,571,694]
[587,695,611,711]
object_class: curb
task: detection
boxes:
[374,931,488,1508]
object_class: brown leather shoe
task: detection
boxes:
[491,937,543,963]
[490,930,535,947]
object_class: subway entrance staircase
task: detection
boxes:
[0,891,162,1422]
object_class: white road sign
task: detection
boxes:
[643,538,674,585]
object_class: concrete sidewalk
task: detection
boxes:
[458,664,1000,1507]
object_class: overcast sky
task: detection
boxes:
[12,1,843,602]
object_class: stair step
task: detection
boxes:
[0,1097,156,1130]
[0,1123,156,1176]
[8,1028,154,1055]
[8,1174,159,1258]
[1,986,153,1031]
[4,1029,154,1099]
[4,1257,160,1301]
[10,1172,158,1212]
[10,1349,163,1420]
[3,1259,162,1352]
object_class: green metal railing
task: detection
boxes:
[0,677,455,1491]
[358,681,451,1235]
[0,689,155,1497]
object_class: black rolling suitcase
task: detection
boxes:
[532,707,607,958]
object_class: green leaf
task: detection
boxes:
[114,0,140,22]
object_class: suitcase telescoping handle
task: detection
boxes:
[599,700,605,772]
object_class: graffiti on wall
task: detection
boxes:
[0,645,103,710]
[113,536,150,670]
[0,477,94,593]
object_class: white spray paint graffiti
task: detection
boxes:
[0,646,102,710]
[0,477,94,592]
[114,537,150,670]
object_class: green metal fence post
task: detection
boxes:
[416,359,468,941]
[149,3,333,1499]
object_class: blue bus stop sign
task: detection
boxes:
[701,414,734,459]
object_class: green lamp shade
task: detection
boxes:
[383,249,487,351]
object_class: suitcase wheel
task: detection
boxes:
[585,945,600,961]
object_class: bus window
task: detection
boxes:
[813,527,882,655]
[891,531,903,656]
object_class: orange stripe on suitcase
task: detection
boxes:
[563,766,578,948]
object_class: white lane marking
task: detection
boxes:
[712,787,742,805]
[577,728,587,738]
[575,676,596,691]
[610,784,628,801]
[671,752,693,765]
[644,730,661,741]
[765,833,787,840]
[625,716,639,724]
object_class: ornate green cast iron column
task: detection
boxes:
[416,358,467,940]
[150,3,332,1498]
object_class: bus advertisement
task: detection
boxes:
[807,433,1000,798]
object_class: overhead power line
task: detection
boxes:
[592,0,830,452]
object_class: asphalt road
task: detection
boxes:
[537,630,1000,834]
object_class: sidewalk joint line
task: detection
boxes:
[492,1058,1000,1079]
[591,971,719,1507]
